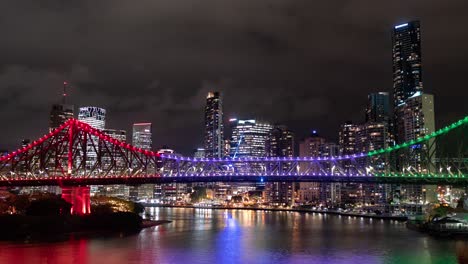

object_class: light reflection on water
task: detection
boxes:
[0,207,465,264]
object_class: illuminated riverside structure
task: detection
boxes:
[0,117,466,213]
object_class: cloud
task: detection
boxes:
[0,0,467,153]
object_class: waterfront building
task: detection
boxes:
[355,123,391,205]
[204,92,224,158]
[265,125,295,207]
[338,122,362,205]
[395,92,436,205]
[297,132,335,205]
[130,123,153,200]
[228,119,272,200]
[318,142,341,206]
[229,119,273,158]
[98,129,129,198]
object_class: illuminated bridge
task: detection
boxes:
[0,117,467,187]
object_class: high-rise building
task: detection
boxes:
[98,129,129,198]
[297,132,341,206]
[78,107,106,129]
[338,122,362,205]
[131,123,153,200]
[355,123,391,205]
[103,128,127,170]
[194,148,205,158]
[395,92,435,146]
[77,107,106,186]
[338,122,357,157]
[265,125,295,206]
[132,123,152,150]
[229,119,273,158]
[228,119,272,199]
[49,104,74,132]
[298,132,324,205]
[366,92,390,124]
[394,92,436,204]
[392,21,423,107]
[204,92,224,158]
[318,142,341,206]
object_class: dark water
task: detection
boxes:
[0,208,467,264]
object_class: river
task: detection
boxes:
[0,207,467,264]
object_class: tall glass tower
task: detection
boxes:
[77,107,106,177]
[204,92,224,158]
[366,92,390,123]
[392,21,423,107]
[78,107,106,129]
[132,123,152,150]
[49,104,74,132]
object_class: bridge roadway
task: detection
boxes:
[1,174,467,187]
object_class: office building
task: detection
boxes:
[366,92,390,124]
[204,92,224,158]
[392,21,423,107]
[78,107,106,130]
[265,125,295,206]
[229,119,273,158]
[132,123,152,150]
[395,92,436,205]
[49,104,74,132]
[131,123,153,200]
[77,107,106,172]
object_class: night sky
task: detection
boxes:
[0,0,467,155]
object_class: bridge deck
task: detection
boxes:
[1,175,467,187]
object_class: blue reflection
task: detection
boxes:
[216,212,242,263]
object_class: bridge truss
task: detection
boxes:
[0,116,467,186]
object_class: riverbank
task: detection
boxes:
[142,204,408,221]
[141,219,172,228]
[407,220,468,238]
[0,212,171,241]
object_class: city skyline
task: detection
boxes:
[0,2,466,263]
[0,7,467,155]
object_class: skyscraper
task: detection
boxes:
[298,132,341,206]
[338,122,361,205]
[78,107,106,178]
[78,107,106,129]
[355,123,391,205]
[392,21,423,107]
[229,119,272,158]
[131,123,153,200]
[265,125,295,206]
[100,129,129,198]
[366,92,390,123]
[204,92,224,158]
[132,123,152,150]
[49,104,74,132]
[394,92,436,206]
[298,132,325,204]
[338,122,357,157]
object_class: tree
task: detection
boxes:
[26,197,71,216]
[190,187,207,203]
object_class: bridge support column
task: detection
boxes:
[61,186,91,215]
